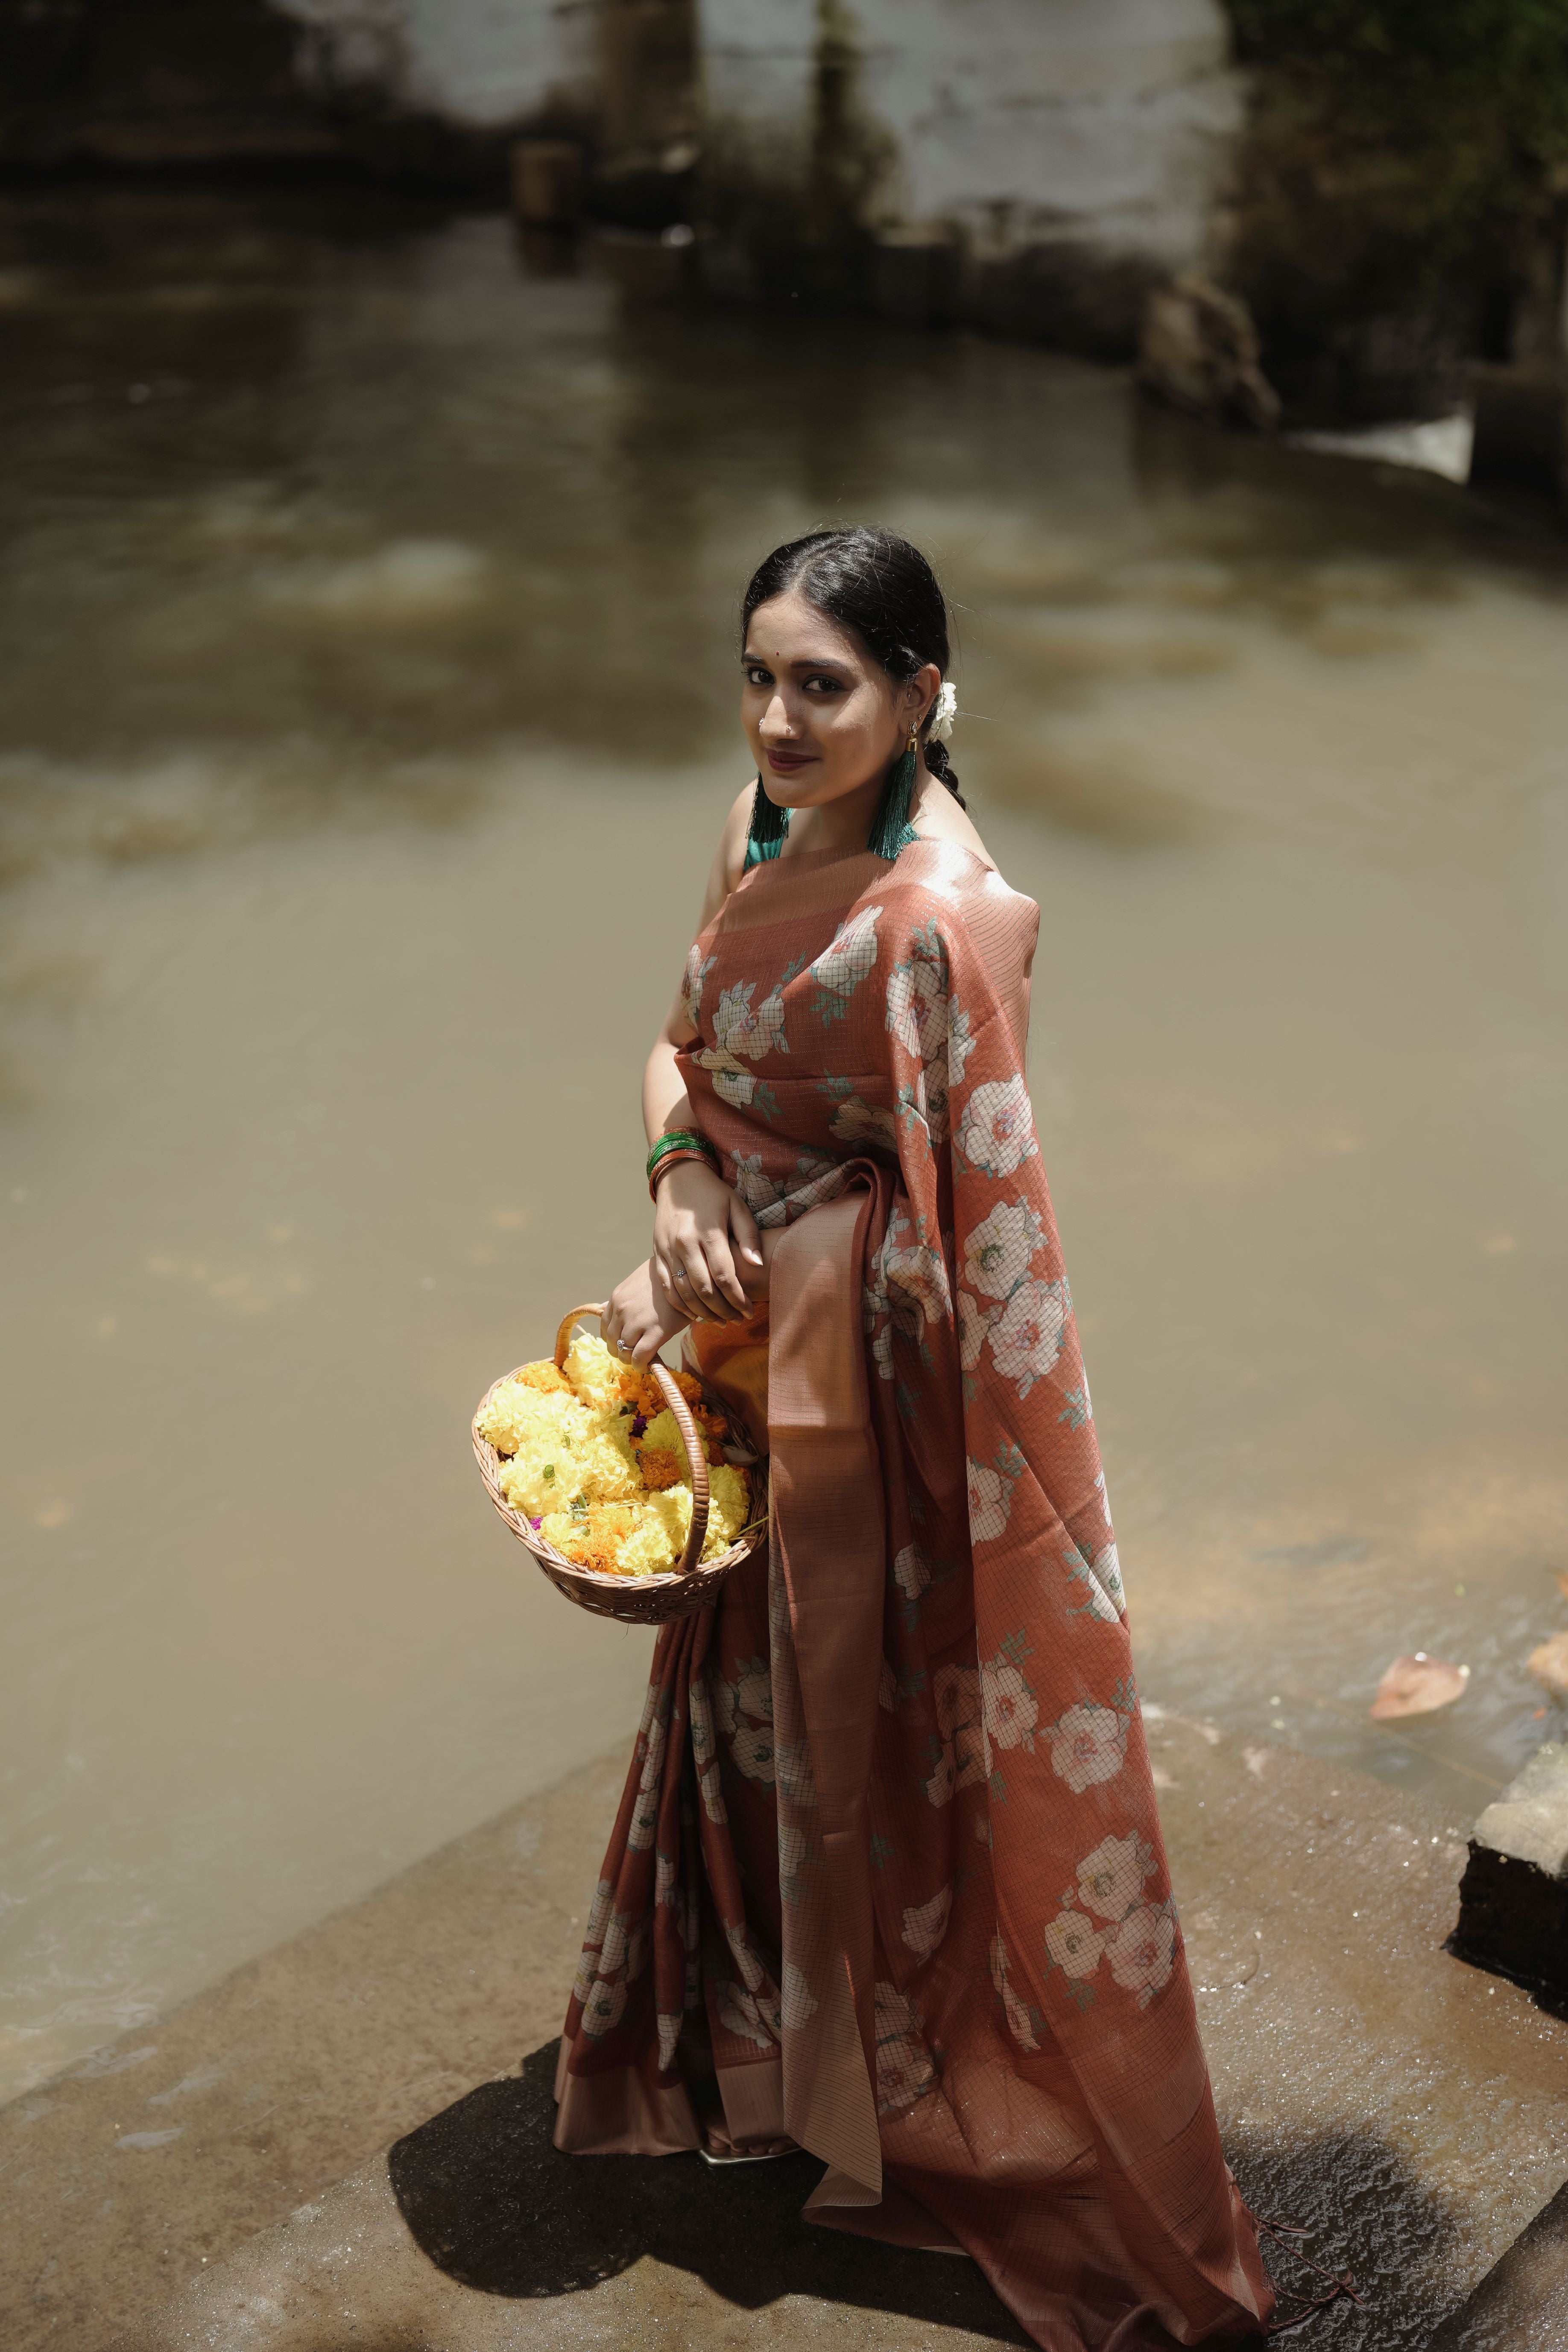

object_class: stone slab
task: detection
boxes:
[1135,1711,1568,2348]
[9,1716,1568,2352]
[1471,1741,1568,1875]
[1449,1741,1568,2013]
[0,1744,631,2352]
[108,2106,1033,2352]
[1449,1845,1568,2017]
[1422,2176,1568,2351]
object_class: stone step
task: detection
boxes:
[1449,1742,1568,2011]
[7,1716,1568,2351]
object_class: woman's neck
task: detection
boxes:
[780,761,894,857]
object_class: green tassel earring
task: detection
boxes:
[866,726,920,861]
[744,774,789,867]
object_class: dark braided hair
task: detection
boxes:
[740,527,963,803]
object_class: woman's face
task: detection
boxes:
[740,590,936,808]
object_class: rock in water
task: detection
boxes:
[1137,272,1281,433]
[1528,1630,1568,1697]
[1369,1652,1469,1719]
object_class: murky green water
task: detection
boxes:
[2,187,1565,2101]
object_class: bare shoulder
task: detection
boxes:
[722,779,756,853]
[909,773,997,872]
[700,779,759,919]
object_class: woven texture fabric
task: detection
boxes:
[554,839,1273,2349]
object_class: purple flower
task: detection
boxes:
[632,1414,648,1438]
[529,1516,542,1530]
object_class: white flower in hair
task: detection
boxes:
[929,681,958,742]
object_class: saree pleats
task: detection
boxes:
[553,840,1273,2349]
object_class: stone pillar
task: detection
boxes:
[1469,359,1568,521]
[696,0,818,196]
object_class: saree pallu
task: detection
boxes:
[554,838,1274,2350]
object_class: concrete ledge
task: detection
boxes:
[1450,1743,1568,2013]
[9,1716,1568,2352]
[1422,2177,1568,2352]
[1472,1742,1568,1874]
[0,1743,631,2352]
[109,2058,1033,2352]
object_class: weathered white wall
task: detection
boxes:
[278,0,597,128]
[699,0,1242,266]
[698,0,816,180]
[273,0,1242,281]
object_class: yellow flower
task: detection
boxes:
[493,1345,753,1574]
[478,1379,574,1461]
[562,1334,624,1411]
[632,1405,683,1464]
[705,1461,752,1555]
[618,1492,690,1576]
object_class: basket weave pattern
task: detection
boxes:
[471,1303,767,1626]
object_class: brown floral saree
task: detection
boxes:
[553,838,1274,2350]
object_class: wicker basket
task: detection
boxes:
[472,1303,768,1626]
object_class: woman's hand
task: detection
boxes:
[652,1160,764,1325]
[603,1258,689,1366]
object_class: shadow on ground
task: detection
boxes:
[389,2045,1482,2349]
[388,2044,1030,2340]
[1230,2123,1467,2350]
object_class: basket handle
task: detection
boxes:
[554,1304,711,1579]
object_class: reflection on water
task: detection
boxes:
[2,187,1565,2099]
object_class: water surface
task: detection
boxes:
[2,187,1565,2099]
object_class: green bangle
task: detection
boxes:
[648,1146,720,1202]
[646,1129,714,1179]
[647,1129,705,1168]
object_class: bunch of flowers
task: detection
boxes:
[477,1334,752,1578]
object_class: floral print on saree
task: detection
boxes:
[554,839,1273,2349]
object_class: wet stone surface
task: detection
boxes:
[1424,2177,1568,2352]
[1,1714,1561,2351]
[387,2054,1031,2340]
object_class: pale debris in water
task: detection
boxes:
[1527,1631,1568,1698]
[1370,1653,1469,1719]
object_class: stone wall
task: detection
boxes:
[703,0,1239,252]
[0,0,1242,350]
[0,0,594,177]
[702,0,1244,349]
[279,0,597,130]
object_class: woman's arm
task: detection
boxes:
[643,784,764,1322]
[641,781,755,1140]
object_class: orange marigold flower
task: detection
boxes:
[673,1369,703,1404]
[637,1447,683,1492]
[562,1505,638,1575]
[517,1361,571,1395]
[616,1368,663,1414]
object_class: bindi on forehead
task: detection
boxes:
[743,643,860,674]
[745,592,867,670]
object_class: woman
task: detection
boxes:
[554,528,1275,2349]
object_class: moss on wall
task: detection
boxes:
[1221,0,1568,410]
